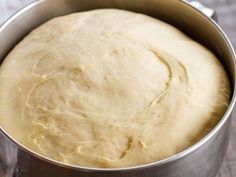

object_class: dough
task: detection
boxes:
[0,9,231,168]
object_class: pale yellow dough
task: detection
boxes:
[0,9,231,168]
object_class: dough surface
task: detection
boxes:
[0,9,231,168]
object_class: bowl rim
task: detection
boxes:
[0,0,236,172]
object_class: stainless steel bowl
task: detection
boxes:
[0,0,235,177]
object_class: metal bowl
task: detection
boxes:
[0,0,235,177]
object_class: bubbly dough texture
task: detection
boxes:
[0,9,231,168]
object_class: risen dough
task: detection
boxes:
[0,9,231,168]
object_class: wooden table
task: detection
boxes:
[0,0,235,177]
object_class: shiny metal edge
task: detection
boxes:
[0,0,44,33]
[0,0,235,172]
[189,1,217,20]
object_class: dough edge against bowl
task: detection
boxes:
[0,8,231,168]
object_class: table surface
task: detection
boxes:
[0,0,235,177]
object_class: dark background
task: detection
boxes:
[0,0,235,176]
